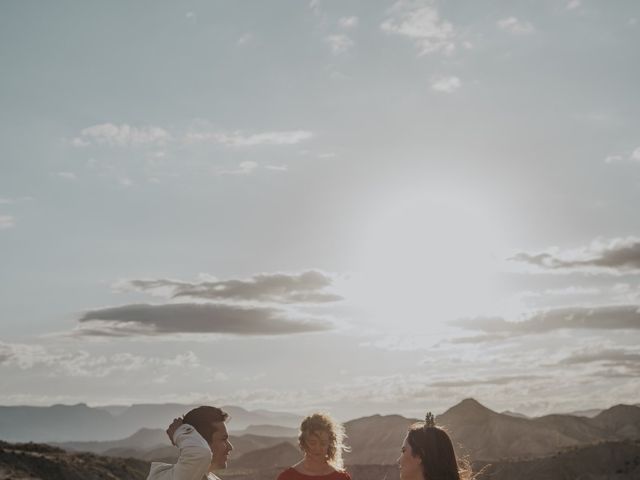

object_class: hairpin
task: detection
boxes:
[424,412,436,428]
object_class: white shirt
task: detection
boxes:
[146,424,215,480]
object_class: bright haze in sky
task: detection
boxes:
[1,0,640,420]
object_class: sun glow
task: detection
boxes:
[352,189,508,330]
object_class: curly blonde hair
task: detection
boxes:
[298,412,349,470]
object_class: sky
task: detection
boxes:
[1,0,640,421]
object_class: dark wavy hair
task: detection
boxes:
[406,420,471,480]
[183,406,229,443]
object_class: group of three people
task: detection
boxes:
[146,406,469,480]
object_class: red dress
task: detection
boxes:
[277,467,351,480]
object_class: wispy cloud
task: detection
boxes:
[74,270,341,337]
[216,161,258,176]
[117,270,342,304]
[381,0,456,56]
[558,346,640,378]
[57,172,78,180]
[509,237,640,274]
[309,0,321,16]
[72,123,171,148]
[559,347,640,367]
[497,17,535,35]
[431,76,461,93]
[237,33,253,46]
[75,303,334,337]
[325,34,354,54]
[72,123,313,151]
[429,374,542,388]
[186,130,313,146]
[0,196,33,205]
[338,16,359,28]
[604,146,640,164]
[266,164,288,172]
[0,341,205,378]
[520,286,601,298]
[0,215,15,229]
[451,304,640,341]
[566,0,581,11]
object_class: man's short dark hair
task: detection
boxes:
[183,406,229,443]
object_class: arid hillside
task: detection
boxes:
[0,441,148,480]
[475,439,640,480]
[3,439,640,480]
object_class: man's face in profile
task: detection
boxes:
[209,422,233,471]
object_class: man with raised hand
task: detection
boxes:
[147,406,233,480]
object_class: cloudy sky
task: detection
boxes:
[1,0,640,421]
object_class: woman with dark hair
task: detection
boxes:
[277,412,351,480]
[397,413,472,480]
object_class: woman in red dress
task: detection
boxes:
[277,412,350,480]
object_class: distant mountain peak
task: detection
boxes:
[441,398,495,419]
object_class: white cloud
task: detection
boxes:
[381,1,456,56]
[497,17,535,35]
[0,215,15,229]
[266,164,288,172]
[218,161,258,176]
[57,172,78,180]
[431,76,461,93]
[325,34,354,54]
[0,196,33,205]
[309,0,321,16]
[118,177,134,187]
[338,16,359,28]
[186,11,196,20]
[237,33,253,46]
[0,341,205,378]
[73,123,170,148]
[604,147,640,164]
[186,130,313,147]
[71,137,90,147]
[604,154,624,164]
[566,0,581,10]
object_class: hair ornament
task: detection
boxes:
[424,411,436,428]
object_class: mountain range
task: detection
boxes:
[3,398,640,464]
[0,403,301,442]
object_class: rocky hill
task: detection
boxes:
[475,439,640,480]
[437,398,599,460]
[343,414,417,465]
[0,441,148,480]
[58,428,298,465]
[338,398,640,464]
[3,438,640,480]
[441,398,640,461]
[232,442,300,470]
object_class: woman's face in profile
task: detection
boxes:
[397,435,422,480]
[303,430,330,460]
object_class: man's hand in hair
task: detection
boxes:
[166,417,183,446]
